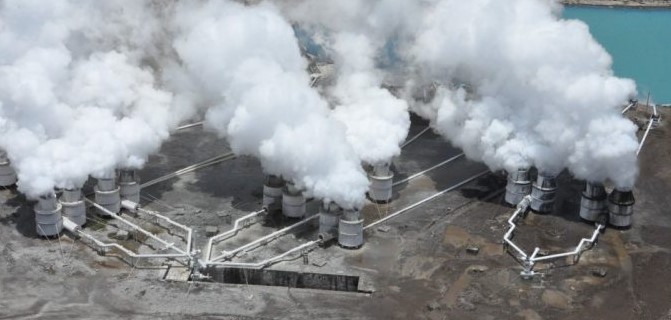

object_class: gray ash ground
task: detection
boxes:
[1,109,670,319]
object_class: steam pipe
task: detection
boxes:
[208,214,319,263]
[205,240,320,269]
[365,170,490,230]
[392,153,465,187]
[134,205,194,256]
[530,224,604,262]
[86,199,188,256]
[63,217,188,261]
[503,196,532,260]
[621,101,636,114]
[176,121,204,131]
[140,152,236,188]
[503,196,605,277]
[637,116,655,155]
[400,126,431,148]
[204,208,268,261]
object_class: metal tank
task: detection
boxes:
[282,182,306,218]
[263,175,284,214]
[530,172,558,213]
[0,150,17,187]
[94,176,120,216]
[504,168,532,206]
[59,187,86,227]
[338,208,364,249]
[579,182,607,222]
[35,193,63,237]
[118,169,140,204]
[318,202,342,242]
[368,163,394,203]
[607,189,635,228]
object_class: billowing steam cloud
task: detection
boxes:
[277,0,416,166]
[170,0,369,209]
[0,0,192,198]
[0,0,640,203]
[276,0,639,189]
[409,0,639,188]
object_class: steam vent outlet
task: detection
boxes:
[369,163,394,203]
[319,202,342,242]
[579,182,607,222]
[94,176,121,216]
[0,150,17,187]
[607,189,635,228]
[282,182,306,218]
[118,169,140,204]
[263,175,285,214]
[504,168,532,206]
[35,193,63,237]
[59,187,86,227]
[338,208,364,249]
[530,172,558,213]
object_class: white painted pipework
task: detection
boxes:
[140,152,236,188]
[400,126,431,148]
[392,153,465,187]
[209,214,319,263]
[637,116,655,155]
[365,170,490,230]
[203,208,267,262]
[86,199,188,256]
[205,240,320,269]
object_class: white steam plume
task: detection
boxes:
[408,0,639,188]
[276,0,418,166]
[171,1,369,209]
[0,0,192,198]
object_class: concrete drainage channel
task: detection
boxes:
[198,267,366,293]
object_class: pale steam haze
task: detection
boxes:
[171,0,369,209]
[0,0,189,198]
[408,0,639,188]
[277,0,416,167]
[0,0,640,202]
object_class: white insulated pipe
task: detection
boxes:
[400,126,431,148]
[205,240,320,269]
[64,217,188,260]
[392,153,465,187]
[637,116,655,155]
[365,170,490,230]
[209,214,319,263]
[140,152,236,188]
[203,208,267,262]
[86,199,188,256]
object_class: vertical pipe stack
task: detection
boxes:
[263,175,284,214]
[318,202,342,242]
[59,188,86,227]
[35,193,63,237]
[118,169,140,204]
[504,168,532,206]
[530,172,558,213]
[579,182,607,222]
[338,208,364,249]
[607,189,635,228]
[0,150,17,187]
[368,163,394,203]
[94,176,120,216]
[282,182,306,218]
